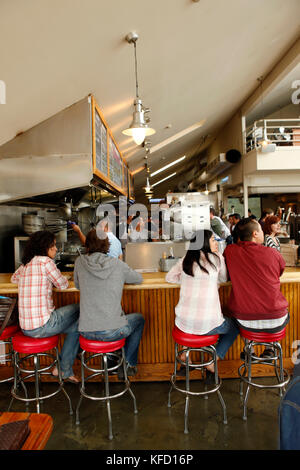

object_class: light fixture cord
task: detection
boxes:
[133,41,139,98]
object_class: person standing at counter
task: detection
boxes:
[73,228,144,378]
[11,230,80,383]
[210,208,232,245]
[223,218,289,358]
[165,229,239,381]
[72,217,123,260]
[263,215,281,252]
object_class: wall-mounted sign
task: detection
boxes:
[91,95,133,198]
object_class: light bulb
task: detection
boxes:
[132,128,146,145]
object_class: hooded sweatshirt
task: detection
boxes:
[73,252,142,331]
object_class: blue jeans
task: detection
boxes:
[22,303,80,378]
[81,313,145,367]
[205,317,239,360]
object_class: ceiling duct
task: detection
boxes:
[248,186,300,194]
[0,96,117,205]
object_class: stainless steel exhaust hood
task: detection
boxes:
[0,96,105,204]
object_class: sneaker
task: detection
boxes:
[117,364,138,380]
[106,355,119,373]
[259,348,274,363]
[176,366,187,376]
[240,346,255,361]
[204,370,219,385]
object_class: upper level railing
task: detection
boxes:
[246,118,300,152]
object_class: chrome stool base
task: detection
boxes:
[238,340,290,420]
[10,348,73,415]
[168,344,227,434]
[75,348,138,440]
[0,338,14,384]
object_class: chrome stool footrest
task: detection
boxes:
[168,341,227,434]
[0,338,14,384]
[75,348,138,440]
[10,349,73,415]
[239,338,290,421]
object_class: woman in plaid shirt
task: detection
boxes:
[166,230,239,381]
[11,231,80,383]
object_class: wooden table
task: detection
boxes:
[0,412,53,450]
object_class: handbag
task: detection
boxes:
[0,296,18,337]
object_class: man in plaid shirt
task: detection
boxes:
[11,231,80,383]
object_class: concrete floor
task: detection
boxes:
[0,376,284,451]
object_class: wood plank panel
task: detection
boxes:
[0,283,298,381]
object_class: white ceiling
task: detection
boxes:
[0,0,299,200]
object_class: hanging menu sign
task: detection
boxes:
[109,136,123,189]
[123,161,128,194]
[129,172,135,200]
[94,108,108,177]
[92,96,133,198]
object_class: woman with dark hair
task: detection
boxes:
[11,230,80,383]
[73,228,145,378]
[263,215,281,252]
[166,229,239,380]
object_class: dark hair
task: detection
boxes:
[231,213,241,220]
[234,218,260,242]
[22,230,56,265]
[261,208,274,218]
[210,207,216,215]
[182,229,219,276]
[85,228,109,255]
[263,215,281,235]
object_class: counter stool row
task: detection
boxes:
[0,323,290,439]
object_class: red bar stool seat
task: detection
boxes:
[168,326,227,434]
[238,327,290,420]
[10,331,73,415]
[76,335,138,440]
[0,325,20,385]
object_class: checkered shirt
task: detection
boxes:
[11,256,69,330]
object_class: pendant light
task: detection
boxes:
[122,32,156,145]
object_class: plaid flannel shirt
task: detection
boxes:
[11,256,68,330]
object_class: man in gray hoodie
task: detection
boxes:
[73,228,144,377]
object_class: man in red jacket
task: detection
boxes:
[223,217,289,358]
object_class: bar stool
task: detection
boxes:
[76,335,138,440]
[168,326,227,434]
[0,325,20,384]
[238,327,290,420]
[10,331,73,414]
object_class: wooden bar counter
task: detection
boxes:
[0,268,299,381]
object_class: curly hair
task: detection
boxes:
[22,230,56,265]
[263,215,281,235]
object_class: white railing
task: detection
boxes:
[246,118,300,152]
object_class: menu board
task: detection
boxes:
[109,136,123,189]
[92,96,130,197]
[94,108,108,177]
[123,161,128,194]
[129,172,135,200]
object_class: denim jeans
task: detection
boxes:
[81,313,145,367]
[22,303,80,378]
[205,317,239,360]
